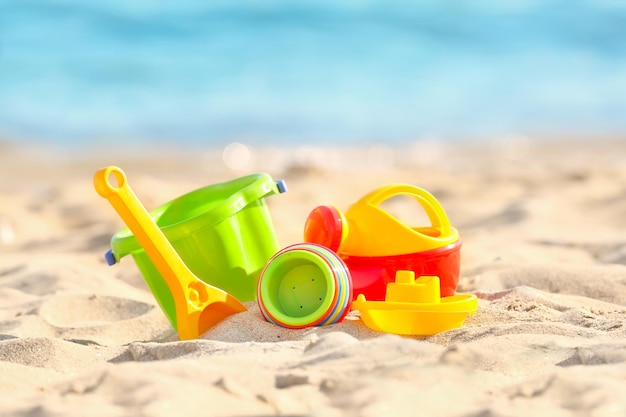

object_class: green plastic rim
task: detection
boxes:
[110,173,279,259]
[258,249,336,327]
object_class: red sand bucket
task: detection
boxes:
[343,239,462,301]
[257,243,353,329]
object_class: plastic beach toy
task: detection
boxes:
[94,166,247,340]
[352,271,477,336]
[104,170,285,329]
[304,184,462,301]
[304,184,459,257]
[343,239,461,301]
[257,243,352,329]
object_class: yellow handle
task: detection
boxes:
[94,166,191,297]
[359,184,451,236]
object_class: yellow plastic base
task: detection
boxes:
[353,272,477,336]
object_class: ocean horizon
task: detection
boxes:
[1,1,625,147]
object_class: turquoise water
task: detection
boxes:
[1,1,625,145]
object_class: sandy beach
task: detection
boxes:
[1,136,625,416]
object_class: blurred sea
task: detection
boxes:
[1,0,625,146]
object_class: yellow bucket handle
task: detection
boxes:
[358,184,451,237]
